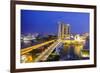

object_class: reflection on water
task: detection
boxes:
[47,39,89,61]
[61,46,77,60]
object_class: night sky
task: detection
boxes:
[21,10,90,35]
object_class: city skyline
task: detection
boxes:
[21,10,90,35]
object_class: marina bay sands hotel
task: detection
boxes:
[58,22,70,40]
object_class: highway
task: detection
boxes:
[34,40,62,62]
[21,40,55,55]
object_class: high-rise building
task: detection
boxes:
[58,22,70,40]
[66,24,70,35]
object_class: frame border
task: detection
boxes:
[10,1,97,73]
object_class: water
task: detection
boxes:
[55,39,89,61]
[55,45,80,60]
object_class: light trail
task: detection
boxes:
[21,40,55,55]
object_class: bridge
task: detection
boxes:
[21,40,55,55]
[21,22,87,63]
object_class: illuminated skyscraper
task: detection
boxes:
[58,22,70,40]
[66,24,70,35]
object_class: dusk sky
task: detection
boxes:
[21,10,90,35]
